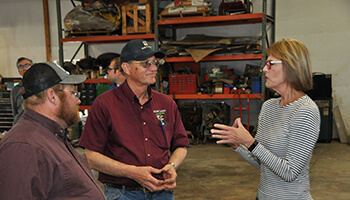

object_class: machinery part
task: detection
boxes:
[202,102,230,143]
[178,103,203,144]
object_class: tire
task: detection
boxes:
[218,4,225,15]
[245,2,253,13]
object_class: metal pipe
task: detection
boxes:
[56,0,64,66]
[261,0,267,100]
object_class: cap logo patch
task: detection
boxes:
[141,41,152,50]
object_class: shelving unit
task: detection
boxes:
[78,79,112,110]
[83,79,111,84]
[157,0,274,134]
[56,0,274,106]
[164,54,263,63]
[56,0,157,66]
[156,12,272,27]
[0,91,13,133]
[60,34,156,44]
[157,1,274,100]
[168,93,263,100]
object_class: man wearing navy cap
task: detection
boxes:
[79,39,189,200]
[0,62,106,200]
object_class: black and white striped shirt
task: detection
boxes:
[235,95,320,200]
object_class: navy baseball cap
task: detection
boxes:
[22,62,86,99]
[120,39,165,63]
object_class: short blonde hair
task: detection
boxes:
[267,39,313,91]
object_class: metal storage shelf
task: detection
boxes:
[0,91,13,132]
[157,13,273,27]
[57,0,274,103]
[56,0,157,65]
[83,79,112,84]
[60,34,156,45]
[156,1,274,100]
[168,93,263,100]
[164,54,263,62]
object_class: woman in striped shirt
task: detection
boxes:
[211,39,320,200]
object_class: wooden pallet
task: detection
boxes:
[159,11,208,19]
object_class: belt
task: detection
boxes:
[105,183,149,193]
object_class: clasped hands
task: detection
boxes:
[133,163,177,192]
[211,118,254,149]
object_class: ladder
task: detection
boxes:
[232,88,250,131]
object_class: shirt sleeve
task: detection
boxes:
[169,101,189,152]
[10,87,18,117]
[0,143,53,199]
[79,98,109,153]
[235,145,261,169]
[252,105,320,182]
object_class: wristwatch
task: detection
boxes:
[248,140,258,152]
[169,162,177,170]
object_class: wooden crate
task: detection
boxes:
[122,3,152,35]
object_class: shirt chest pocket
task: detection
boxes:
[150,121,172,150]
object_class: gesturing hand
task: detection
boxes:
[211,118,254,149]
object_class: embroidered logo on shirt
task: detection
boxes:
[154,109,166,121]
[154,109,168,132]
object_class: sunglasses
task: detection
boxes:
[17,63,31,69]
[131,60,160,69]
[265,60,282,70]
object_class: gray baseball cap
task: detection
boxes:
[22,62,86,99]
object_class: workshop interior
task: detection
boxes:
[0,0,349,199]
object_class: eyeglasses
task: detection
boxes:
[265,60,282,70]
[131,60,160,69]
[17,63,31,69]
[55,89,81,99]
[106,67,118,73]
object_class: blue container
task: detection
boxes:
[251,77,261,94]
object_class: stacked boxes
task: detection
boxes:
[169,74,197,94]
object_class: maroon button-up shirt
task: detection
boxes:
[79,81,189,186]
[0,109,106,200]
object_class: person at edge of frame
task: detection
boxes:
[211,39,321,200]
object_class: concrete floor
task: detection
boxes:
[79,139,350,200]
[173,140,350,200]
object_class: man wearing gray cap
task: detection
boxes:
[0,62,106,200]
[79,39,189,200]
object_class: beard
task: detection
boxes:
[56,94,80,127]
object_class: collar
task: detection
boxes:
[120,80,153,104]
[23,108,68,141]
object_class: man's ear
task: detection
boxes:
[121,62,130,76]
[46,88,59,105]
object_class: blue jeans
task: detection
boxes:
[104,184,174,200]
